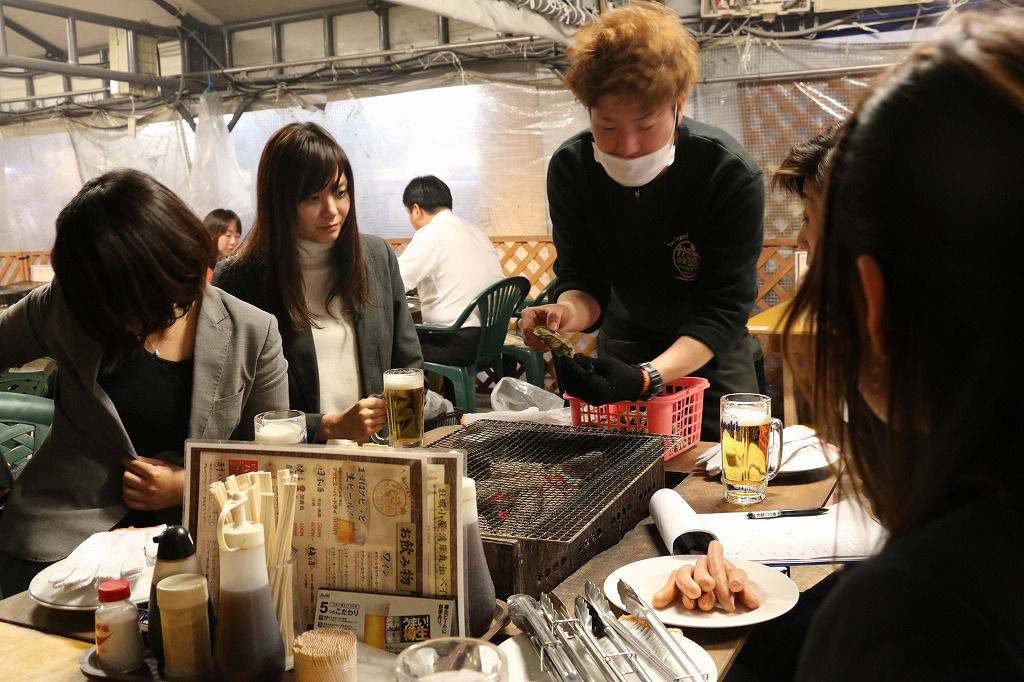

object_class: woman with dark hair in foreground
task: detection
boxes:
[787,12,1024,680]
[0,169,288,596]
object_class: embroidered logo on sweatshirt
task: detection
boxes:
[670,237,701,281]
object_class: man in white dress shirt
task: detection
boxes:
[398,175,504,368]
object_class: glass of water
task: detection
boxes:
[253,410,307,444]
[395,637,507,681]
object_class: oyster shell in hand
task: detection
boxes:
[534,325,575,357]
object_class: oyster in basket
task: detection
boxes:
[534,325,575,357]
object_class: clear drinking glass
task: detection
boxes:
[720,393,783,505]
[373,368,425,448]
[254,410,307,444]
[395,637,508,682]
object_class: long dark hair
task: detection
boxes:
[51,169,212,372]
[783,11,1024,538]
[203,208,242,268]
[225,122,369,332]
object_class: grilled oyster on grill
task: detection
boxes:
[534,325,575,357]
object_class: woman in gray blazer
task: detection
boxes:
[0,169,288,596]
[214,123,423,443]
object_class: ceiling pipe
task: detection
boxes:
[0,53,184,88]
[182,34,546,78]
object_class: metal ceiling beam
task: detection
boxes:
[0,2,9,56]
[0,85,104,105]
[4,15,66,60]
[220,2,374,32]
[2,0,178,39]
[0,53,184,88]
[183,34,545,78]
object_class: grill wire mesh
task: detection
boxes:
[429,421,665,543]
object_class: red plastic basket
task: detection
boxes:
[567,376,710,460]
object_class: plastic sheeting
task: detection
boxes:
[188,92,255,235]
[388,0,578,43]
[1,34,909,251]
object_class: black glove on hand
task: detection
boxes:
[554,354,645,406]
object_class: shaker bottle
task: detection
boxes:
[157,573,214,682]
[463,477,496,637]
[95,579,145,674]
[150,526,215,673]
[213,491,285,681]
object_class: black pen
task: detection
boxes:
[747,507,828,519]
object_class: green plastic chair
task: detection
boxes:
[1,393,54,512]
[502,279,558,388]
[417,276,530,413]
[0,358,58,397]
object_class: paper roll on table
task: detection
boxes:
[649,489,717,555]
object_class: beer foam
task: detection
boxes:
[723,407,770,427]
[383,372,422,391]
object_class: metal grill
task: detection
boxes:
[429,421,665,543]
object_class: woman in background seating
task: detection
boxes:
[0,169,287,596]
[787,12,1024,680]
[203,208,243,281]
[214,122,422,442]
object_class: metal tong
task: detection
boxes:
[582,581,665,682]
[572,595,631,682]
[617,579,709,682]
[508,594,582,682]
[539,593,611,682]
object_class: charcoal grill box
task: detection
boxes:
[429,420,666,599]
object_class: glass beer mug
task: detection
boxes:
[371,368,425,448]
[720,393,783,505]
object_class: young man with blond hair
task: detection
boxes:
[521,2,764,439]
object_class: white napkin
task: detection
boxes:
[49,525,165,591]
[696,425,823,476]
[463,407,573,427]
[649,488,717,554]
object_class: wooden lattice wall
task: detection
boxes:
[0,252,51,287]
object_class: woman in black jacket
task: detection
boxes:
[215,122,422,442]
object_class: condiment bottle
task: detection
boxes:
[463,477,496,637]
[150,526,216,673]
[95,579,145,674]
[213,491,285,682]
[157,573,214,682]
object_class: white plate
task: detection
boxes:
[29,561,153,611]
[500,630,717,682]
[778,442,839,475]
[603,556,799,629]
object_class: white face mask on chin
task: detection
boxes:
[592,133,676,188]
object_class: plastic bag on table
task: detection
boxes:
[490,377,564,413]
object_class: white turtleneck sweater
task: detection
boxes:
[296,238,361,416]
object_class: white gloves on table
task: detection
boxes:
[48,525,166,591]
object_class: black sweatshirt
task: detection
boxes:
[547,118,764,364]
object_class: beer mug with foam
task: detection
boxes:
[720,394,783,504]
[373,368,425,448]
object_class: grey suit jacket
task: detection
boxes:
[0,281,289,561]
[214,234,423,440]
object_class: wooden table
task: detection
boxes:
[0,280,47,307]
[552,451,837,676]
[0,438,836,680]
